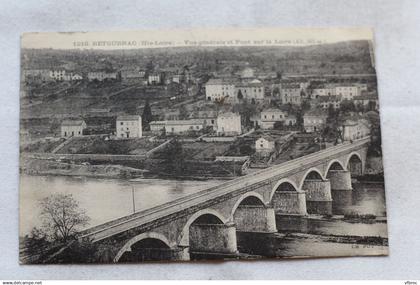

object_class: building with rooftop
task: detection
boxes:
[216,112,242,136]
[61,120,87,137]
[303,109,328,133]
[281,83,302,105]
[318,95,342,110]
[235,79,265,103]
[116,115,142,139]
[260,108,288,129]
[164,119,205,134]
[341,119,371,141]
[205,78,237,102]
[255,136,276,153]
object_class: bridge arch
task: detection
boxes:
[270,178,300,201]
[324,159,345,178]
[230,191,266,218]
[178,209,228,246]
[113,232,173,262]
[346,151,364,176]
[299,167,325,190]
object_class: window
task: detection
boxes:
[260,144,264,148]
[78,131,81,135]
[120,122,124,125]
[196,126,199,129]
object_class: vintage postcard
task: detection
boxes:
[19,28,387,264]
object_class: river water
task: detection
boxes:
[20,175,388,259]
[19,175,223,236]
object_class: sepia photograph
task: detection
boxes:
[19,28,388,264]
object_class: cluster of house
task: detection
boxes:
[23,65,193,86]
[204,67,378,111]
[59,111,244,139]
[301,107,371,139]
[23,69,83,82]
[60,115,143,139]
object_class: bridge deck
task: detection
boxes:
[80,137,370,242]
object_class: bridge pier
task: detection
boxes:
[271,191,307,216]
[234,205,277,233]
[302,179,333,215]
[189,222,238,255]
[328,170,353,215]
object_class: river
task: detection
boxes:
[20,174,223,236]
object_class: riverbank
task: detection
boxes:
[20,156,239,181]
[21,157,148,179]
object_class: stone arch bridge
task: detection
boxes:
[80,137,369,262]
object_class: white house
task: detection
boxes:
[217,112,242,136]
[341,119,370,141]
[281,83,302,105]
[205,78,237,102]
[148,73,161,85]
[255,136,276,153]
[334,85,361,100]
[303,109,328,133]
[260,108,288,129]
[61,120,87,137]
[63,73,83,81]
[164,119,205,134]
[235,79,265,103]
[285,115,297,126]
[149,121,167,133]
[88,71,118,81]
[50,70,66,81]
[240,67,255,78]
[116,115,142,139]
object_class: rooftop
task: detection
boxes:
[206,78,239,85]
[61,119,86,126]
[261,108,286,113]
[117,115,141,121]
[165,119,205,126]
[218,112,240,118]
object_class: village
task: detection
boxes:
[20,45,381,179]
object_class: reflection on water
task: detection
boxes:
[236,182,388,258]
[20,175,222,236]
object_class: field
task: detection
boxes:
[54,136,159,155]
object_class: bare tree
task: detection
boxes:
[40,194,90,241]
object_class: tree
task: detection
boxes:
[273,121,284,130]
[165,139,186,175]
[179,104,189,120]
[40,194,90,242]
[340,100,356,113]
[142,99,153,131]
[237,89,244,100]
[301,100,311,112]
